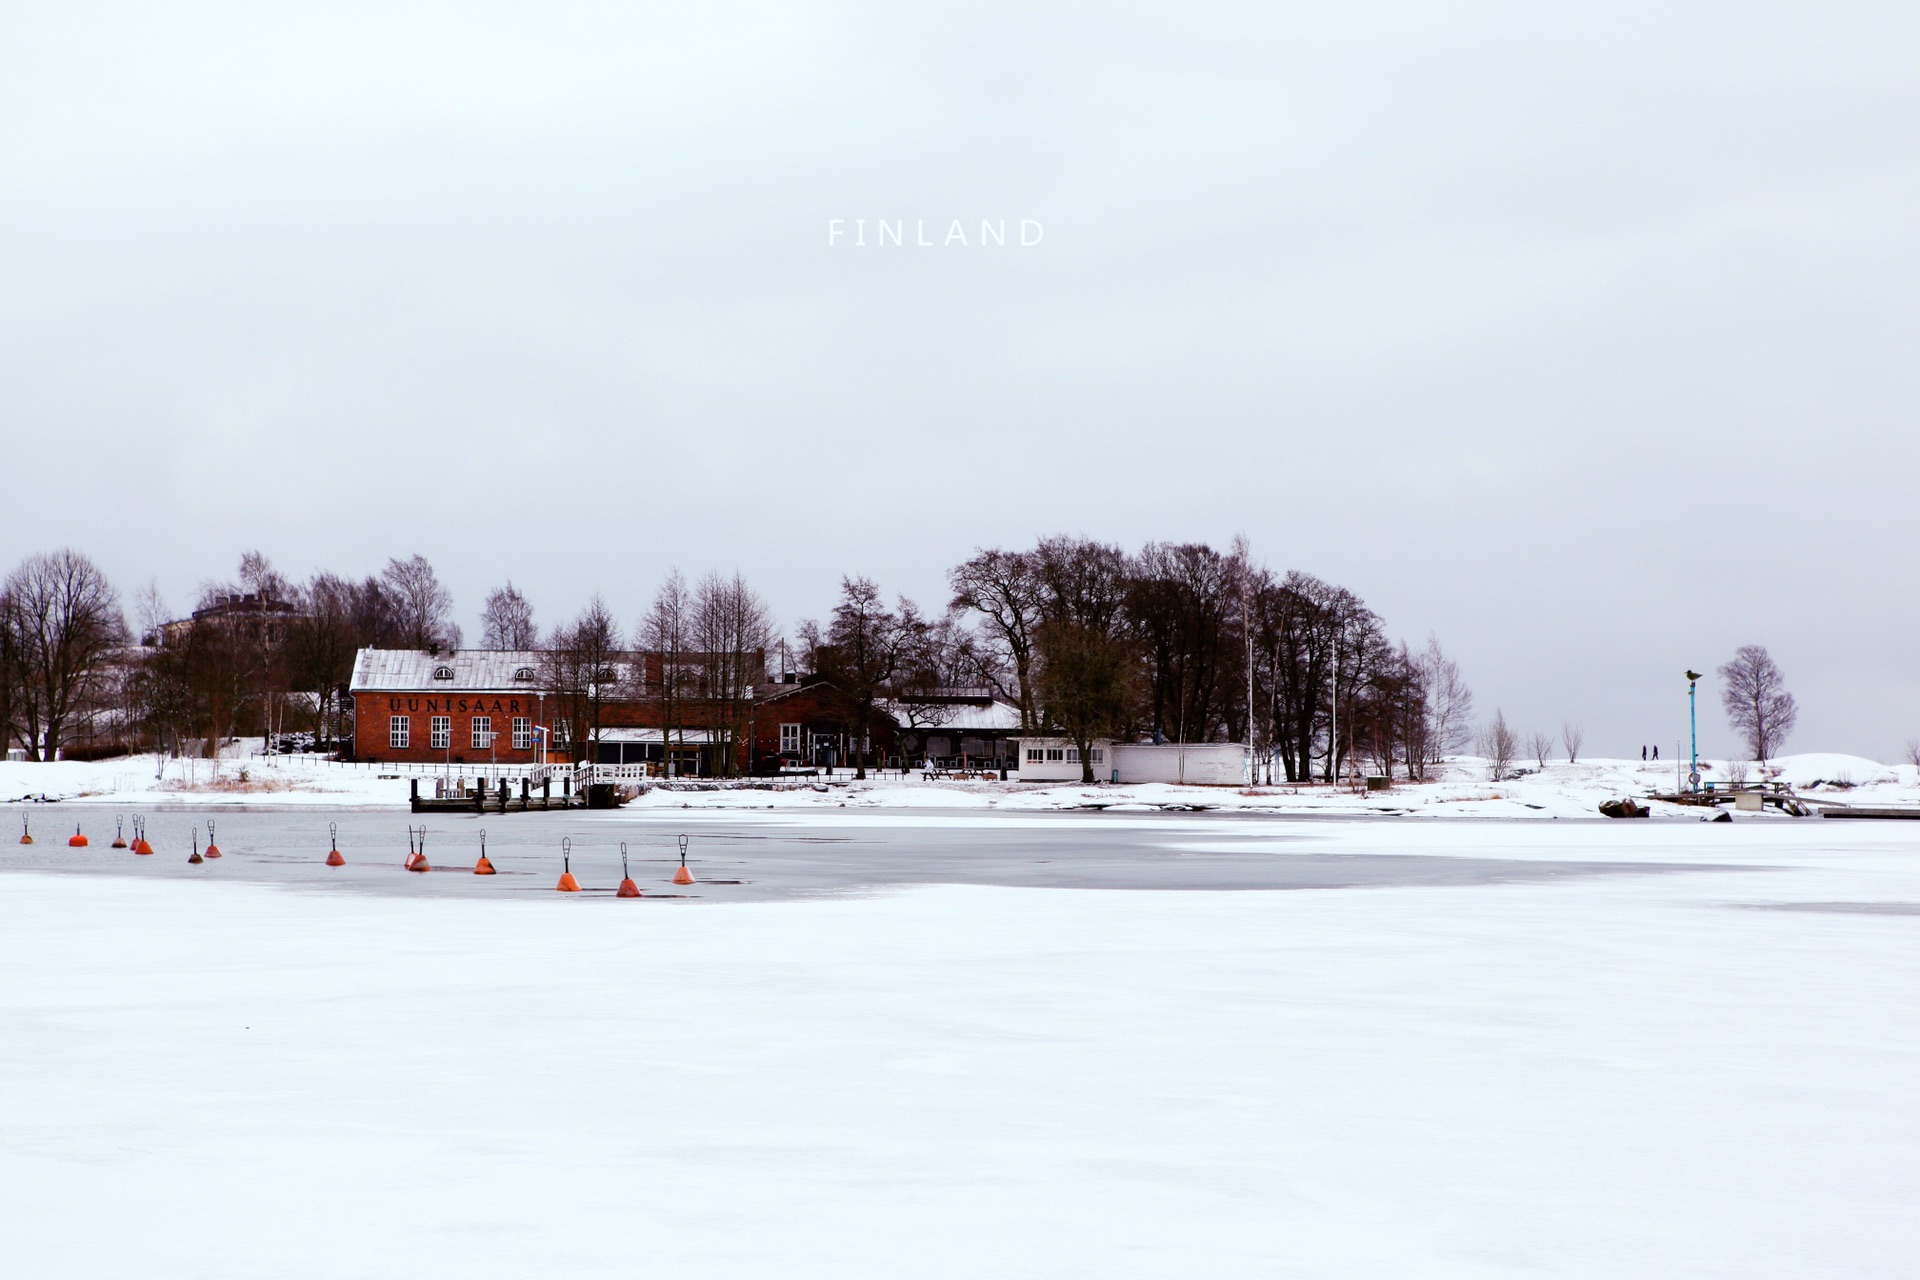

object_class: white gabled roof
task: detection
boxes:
[879,699,1024,732]
[349,649,546,693]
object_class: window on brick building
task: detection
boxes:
[430,716,450,750]
[390,716,410,749]
[471,716,491,750]
[512,717,532,750]
[780,723,801,753]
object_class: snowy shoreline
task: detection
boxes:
[4,749,1915,822]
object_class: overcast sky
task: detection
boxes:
[3,1,1916,759]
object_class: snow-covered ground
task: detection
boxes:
[2,814,1916,1277]
[5,747,1917,820]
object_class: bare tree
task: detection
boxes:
[1718,644,1798,763]
[814,576,907,780]
[1560,721,1584,764]
[692,570,773,776]
[5,550,129,760]
[639,569,693,777]
[0,583,22,756]
[236,550,292,603]
[1478,709,1517,782]
[948,548,1047,731]
[1243,569,1337,783]
[889,601,1010,768]
[479,582,537,649]
[1527,729,1553,769]
[1127,541,1238,747]
[1907,737,1920,770]
[285,572,382,751]
[382,555,460,651]
[543,598,623,764]
[1034,537,1135,783]
[1417,635,1475,762]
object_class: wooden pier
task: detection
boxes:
[409,775,575,814]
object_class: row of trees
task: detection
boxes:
[1476,715,1586,782]
[0,549,466,760]
[797,537,1477,784]
[1,543,1812,781]
[128,553,465,758]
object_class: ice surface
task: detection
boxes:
[2,812,1917,1277]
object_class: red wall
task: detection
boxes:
[352,681,884,767]
[352,692,546,764]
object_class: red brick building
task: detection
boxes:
[350,650,552,765]
[349,649,1023,774]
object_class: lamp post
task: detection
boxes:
[1686,670,1702,794]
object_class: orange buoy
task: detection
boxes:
[405,824,430,872]
[616,842,640,897]
[325,821,345,866]
[111,816,127,849]
[18,815,31,845]
[555,837,579,891]
[203,820,221,858]
[69,824,89,847]
[673,833,694,884]
[188,831,204,864]
[473,828,496,875]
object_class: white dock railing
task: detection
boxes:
[570,763,652,788]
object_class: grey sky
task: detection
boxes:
[3,2,1916,759]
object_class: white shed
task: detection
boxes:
[1110,743,1246,785]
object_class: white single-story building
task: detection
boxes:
[1016,737,1247,785]
[1015,737,1112,782]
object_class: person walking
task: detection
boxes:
[1652,744,1659,760]
[1641,744,1647,761]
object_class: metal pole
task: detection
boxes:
[1328,641,1337,786]
[1689,677,1699,794]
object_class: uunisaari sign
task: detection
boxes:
[828,219,1043,247]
